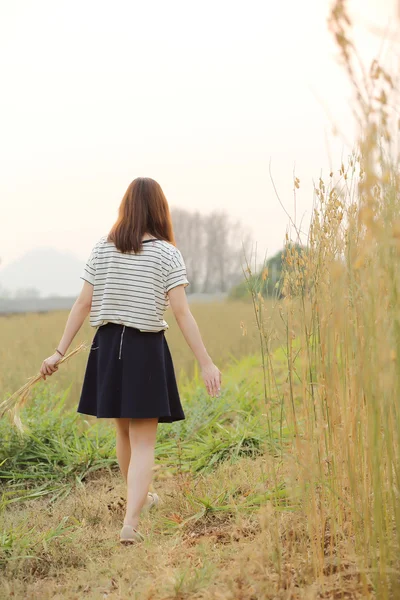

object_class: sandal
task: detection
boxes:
[120,525,144,544]
[145,492,159,511]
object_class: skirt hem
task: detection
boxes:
[77,409,185,423]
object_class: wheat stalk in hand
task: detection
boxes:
[0,344,87,432]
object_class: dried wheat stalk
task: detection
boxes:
[0,343,87,432]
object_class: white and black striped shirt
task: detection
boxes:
[81,236,189,332]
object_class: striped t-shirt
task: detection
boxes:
[81,236,189,332]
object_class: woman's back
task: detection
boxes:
[81,236,189,332]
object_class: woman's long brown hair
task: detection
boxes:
[108,177,176,253]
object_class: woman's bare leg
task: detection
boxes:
[114,418,131,482]
[123,418,158,529]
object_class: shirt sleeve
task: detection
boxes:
[81,242,99,285]
[165,247,190,293]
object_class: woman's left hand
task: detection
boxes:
[40,353,61,380]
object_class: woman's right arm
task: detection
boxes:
[168,285,221,397]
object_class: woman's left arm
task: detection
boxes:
[40,281,93,379]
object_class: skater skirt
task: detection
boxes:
[77,322,185,422]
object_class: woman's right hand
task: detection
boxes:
[201,361,222,397]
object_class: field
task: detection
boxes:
[0,301,262,406]
[2,6,400,598]
[0,302,299,600]
[0,300,353,600]
[1,270,399,599]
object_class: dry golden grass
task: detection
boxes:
[0,456,372,600]
[0,300,374,599]
[0,300,263,406]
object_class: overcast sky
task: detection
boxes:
[0,0,398,271]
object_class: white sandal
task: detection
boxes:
[120,525,144,544]
[146,492,159,511]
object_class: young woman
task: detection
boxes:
[40,177,222,544]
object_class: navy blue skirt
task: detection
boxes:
[77,323,185,422]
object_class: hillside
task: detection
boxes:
[0,248,85,297]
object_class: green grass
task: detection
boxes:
[0,353,289,508]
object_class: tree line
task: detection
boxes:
[0,209,253,299]
[171,208,252,294]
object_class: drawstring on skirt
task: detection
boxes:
[118,325,126,360]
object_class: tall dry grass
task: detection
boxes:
[245,3,400,596]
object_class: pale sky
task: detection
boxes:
[0,0,398,272]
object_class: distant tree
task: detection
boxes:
[228,244,308,300]
[201,211,220,293]
[171,208,206,293]
[170,207,251,294]
[201,210,252,293]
